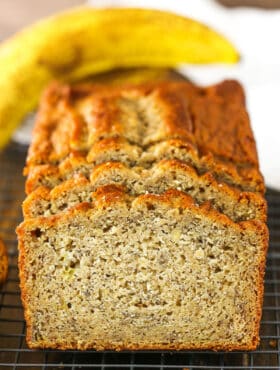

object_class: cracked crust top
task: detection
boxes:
[24,80,264,193]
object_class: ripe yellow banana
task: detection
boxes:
[0,7,239,149]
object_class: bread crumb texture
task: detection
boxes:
[17,80,268,351]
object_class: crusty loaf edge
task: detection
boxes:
[22,159,267,222]
[0,238,8,285]
[17,186,269,351]
[24,80,265,194]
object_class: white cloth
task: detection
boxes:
[87,0,280,189]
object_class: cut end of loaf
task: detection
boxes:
[17,187,268,351]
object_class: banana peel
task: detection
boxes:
[85,67,187,86]
[0,7,239,149]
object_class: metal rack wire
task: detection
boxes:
[0,143,279,369]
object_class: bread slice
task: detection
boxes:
[23,160,266,222]
[25,137,263,195]
[17,186,268,350]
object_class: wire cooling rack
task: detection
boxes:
[0,143,279,370]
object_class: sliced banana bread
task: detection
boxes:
[24,80,264,193]
[18,79,268,351]
[23,160,266,222]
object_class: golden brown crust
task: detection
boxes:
[25,146,264,194]
[23,159,267,222]
[147,139,264,193]
[0,238,8,285]
[24,80,263,193]
[25,164,60,194]
[154,159,266,220]
[25,136,264,195]
[18,185,266,237]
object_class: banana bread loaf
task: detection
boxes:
[17,79,268,350]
